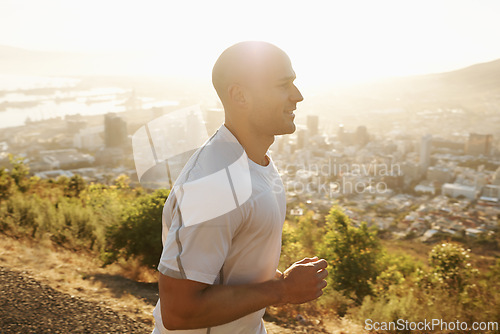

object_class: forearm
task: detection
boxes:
[196,279,284,328]
[160,257,328,330]
[162,277,285,330]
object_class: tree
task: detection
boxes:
[318,206,381,303]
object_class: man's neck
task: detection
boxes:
[224,122,274,166]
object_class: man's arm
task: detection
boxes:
[159,257,328,330]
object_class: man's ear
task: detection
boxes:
[227,84,248,106]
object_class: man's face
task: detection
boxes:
[245,53,303,136]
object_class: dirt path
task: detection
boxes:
[0,264,297,334]
[0,266,151,333]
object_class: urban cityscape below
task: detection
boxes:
[0,66,499,246]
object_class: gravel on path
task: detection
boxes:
[0,266,152,334]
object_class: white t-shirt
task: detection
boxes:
[152,125,286,334]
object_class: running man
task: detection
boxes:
[152,41,328,334]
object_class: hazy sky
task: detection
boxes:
[1,0,500,86]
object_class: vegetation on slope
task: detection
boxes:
[1,156,499,333]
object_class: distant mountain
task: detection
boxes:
[326,58,500,114]
[389,57,500,101]
[437,58,500,92]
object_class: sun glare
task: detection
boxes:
[1,0,500,87]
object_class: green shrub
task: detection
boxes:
[4,193,39,236]
[0,168,15,201]
[318,206,381,303]
[103,188,169,269]
[353,243,499,333]
[428,243,478,293]
[55,198,96,248]
[379,251,423,277]
[279,221,305,271]
[279,210,325,271]
[8,154,30,192]
[295,210,324,254]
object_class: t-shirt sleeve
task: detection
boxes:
[158,181,245,285]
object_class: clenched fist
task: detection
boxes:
[279,257,328,305]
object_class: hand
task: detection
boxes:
[280,257,328,305]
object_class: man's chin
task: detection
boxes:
[275,123,296,136]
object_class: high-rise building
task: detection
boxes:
[296,128,307,150]
[123,89,142,112]
[337,124,345,143]
[493,167,500,186]
[337,124,368,147]
[466,133,493,156]
[105,113,128,148]
[307,115,319,136]
[420,134,432,174]
[74,126,104,150]
[431,138,465,153]
[356,126,369,147]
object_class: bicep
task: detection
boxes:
[159,272,209,325]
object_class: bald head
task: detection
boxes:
[212,41,290,103]
[212,41,302,138]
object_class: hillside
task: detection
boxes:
[0,164,498,333]
[381,58,500,106]
[313,57,500,115]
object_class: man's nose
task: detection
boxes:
[291,84,304,103]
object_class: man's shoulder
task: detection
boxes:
[164,130,253,227]
[176,130,246,184]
